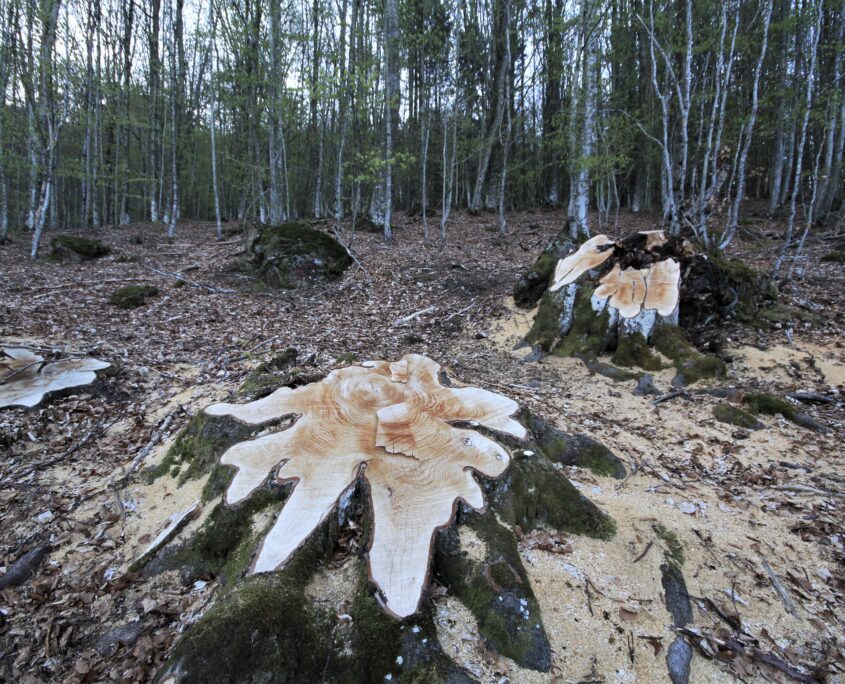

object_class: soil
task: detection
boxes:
[1,206,843,683]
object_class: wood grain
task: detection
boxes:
[205,353,524,617]
[0,347,110,408]
[549,235,615,291]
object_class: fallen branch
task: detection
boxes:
[677,627,823,683]
[393,305,437,326]
[773,484,844,499]
[652,390,692,405]
[141,265,235,294]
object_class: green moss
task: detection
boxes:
[433,510,551,671]
[653,523,684,568]
[611,333,666,371]
[552,285,612,358]
[523,289,566,350]
[741,392,829,433]
[758,304,819,327]
[525,283,613,359]
[140,412,253,500]
[337,352,359,364]
[251,222,352,288]
[712,404,764,430]
[488,450,616,540]
[235,348,307,400]
[524,411,625,479]
[108,284,159,309]
[742,392,796,418]
[159,568,335,682]
[821,251,845,263]
[50,235,111,260]
[115,254,138,263]
[651,326,726,385]
[513,252,557,308]
[168,487,286,583]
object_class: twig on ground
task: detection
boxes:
[760,558,798,617]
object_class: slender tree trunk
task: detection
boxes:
[720,0,772,249]
[776,0,823,274]
[572,0,596,239]
[383,0,399,239]
[209,0,222,240]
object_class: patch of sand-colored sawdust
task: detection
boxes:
[733,343,845,388]
[432,296,843,682]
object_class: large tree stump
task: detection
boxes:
[521,231,773,384]
[143,355,620,682]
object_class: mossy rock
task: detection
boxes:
[712,404,764,430]
[249,222,352,288]
[524,411,626,478]
[51,236,111,262]
[352,215,386,234]
[109,284,159,309]
[741,392,829,433]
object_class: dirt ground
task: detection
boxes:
[1,207,843,683]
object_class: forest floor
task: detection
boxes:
[1,206,844,683]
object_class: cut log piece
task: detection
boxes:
[0,348,110,409]
[205,353,525,618]
[549,235,614,292]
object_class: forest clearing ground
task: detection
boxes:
[1,207,843,682]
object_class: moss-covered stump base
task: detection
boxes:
[247,222,352,288]
[109,284,159,309]
[525,281,725,386]
[523,411,626,478]
[51,236,111,262]
[142,376,619,681]
[513,222,578,308]
[519,230,788,386]
[712,404,765,430]
[434,509,550,671]
[157,540,473,684]
[236,348,325,401]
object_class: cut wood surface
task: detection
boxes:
[591,257,681,319]
[549,235,614,291]
[205,353,525,617]
[0,348,110,408]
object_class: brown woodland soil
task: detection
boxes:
[1,206,843,683]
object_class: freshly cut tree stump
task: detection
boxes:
[206,353,525,618]
[0,348,110,408]
[154,355,618,681]
[523,231,738,384]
